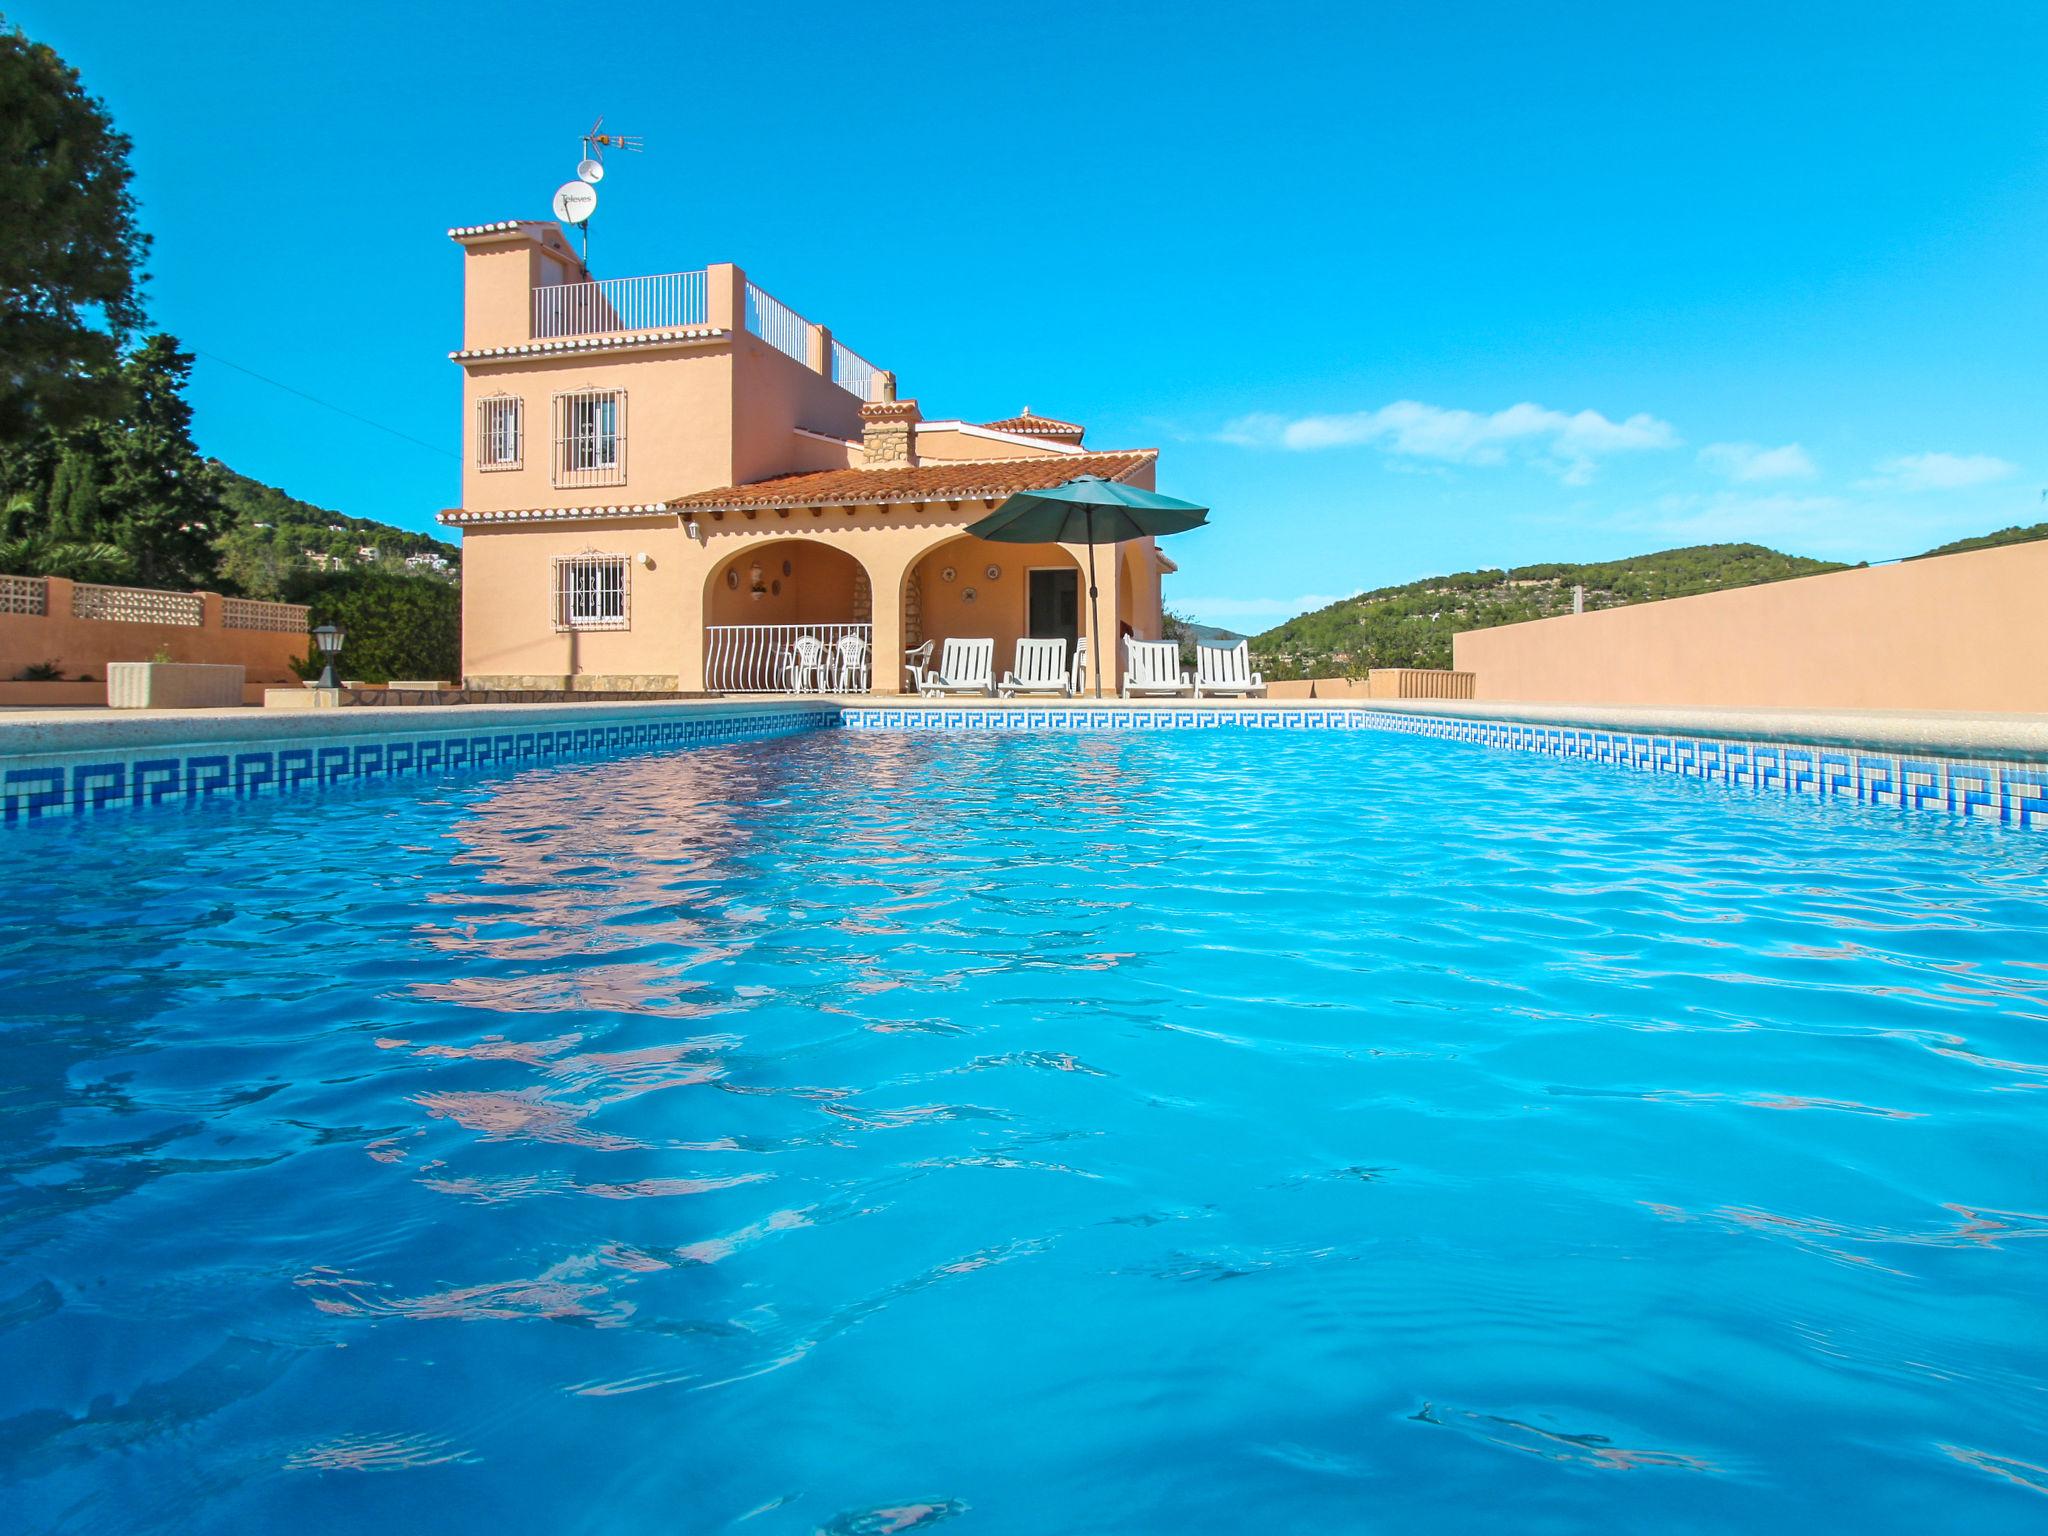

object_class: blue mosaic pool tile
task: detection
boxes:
[3,707,838,827]
[840,706,2045,833]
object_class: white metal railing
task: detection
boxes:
[221,597,310,633]
[72,583,202,626]
[0,573,48,616]
[832,341,880,402]
[705,623,872,694]
[532,270,707,338]
[745,282,809,364]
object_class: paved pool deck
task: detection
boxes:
[2,695,2046,761]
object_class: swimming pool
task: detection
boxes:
[3,724,2044,1533]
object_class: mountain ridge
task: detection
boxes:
[1247,527,2048,680]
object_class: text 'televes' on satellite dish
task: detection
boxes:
[552,181,598,224]
[577,158,605,184]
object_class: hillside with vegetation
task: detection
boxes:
[1909,520,2048,561]
[212,463,457,599]
[1250,544,1848,679]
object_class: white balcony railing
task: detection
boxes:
[832,341,880,403]
[706,623,872,694]
[744,282,809,365]
[532,270,707,339]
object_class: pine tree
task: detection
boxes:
[44,446,104,542]
[0,23,149,445]
[89,336,219,588]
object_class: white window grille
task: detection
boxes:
[552,552,630,631]
[552,389,626,488]
[477,395,523,470]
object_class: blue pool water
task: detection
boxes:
[3,726,2046,1534]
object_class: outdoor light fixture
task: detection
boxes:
[311,623,345,689]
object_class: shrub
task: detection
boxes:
[13,660,64,681]
[284,569,460,685]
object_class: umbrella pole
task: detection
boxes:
[1085,510,1103,699]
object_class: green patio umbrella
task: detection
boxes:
[966,476,1208,697]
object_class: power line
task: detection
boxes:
[196,350,459,460]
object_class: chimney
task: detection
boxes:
[860,372,919,467]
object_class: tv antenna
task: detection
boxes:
[551,117,643,262]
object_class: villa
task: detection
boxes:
[437,222,1175,695]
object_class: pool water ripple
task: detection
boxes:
[2,727,2045,1532]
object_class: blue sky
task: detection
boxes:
[24,1,2048,628]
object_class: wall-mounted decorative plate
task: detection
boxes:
[962,587,978,603]
[984,563,1002,581]
[782,559,793,578]
[771,578,782,597]
[941,566,957,583]
[725,569,739,590]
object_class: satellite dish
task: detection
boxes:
[577,158,605,184]
[552,180,598,225]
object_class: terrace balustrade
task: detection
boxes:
[705,623,873,695]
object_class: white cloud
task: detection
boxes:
[1856,452,2017,492]
[1174,592,1356,622]
[1599,489,1992,561]
[1217,399,1680,483]
[1611,491,1848,547]
[1698,441,1817,483]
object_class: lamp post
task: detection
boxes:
[311,623,346,690]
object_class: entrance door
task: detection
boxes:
[1027,568,1079,651]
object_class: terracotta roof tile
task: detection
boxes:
[669,449,1154,512]
[980,408,1085,442]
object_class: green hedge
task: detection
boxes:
[285,570,460,684]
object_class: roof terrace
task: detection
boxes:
[448,224,885,404]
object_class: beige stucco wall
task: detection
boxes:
[704,538,866,627]
[459,517,688,686]
[911,426,1082,463]
[462,347,735,513]
[1,580,306,685]
[460,228,586,352]
[913,536,1083,671]
[729,333,865,486]
[1453,539,2048,711]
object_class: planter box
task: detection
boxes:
[106,662,246,709]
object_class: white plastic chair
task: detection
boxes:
[1193,639,1266,698]
[782,635,828,694]
[903,639,934,693]
[1122,638,1192,698]
[831,633,871,693]
[919,637,996,697]
[998,637,1072,698]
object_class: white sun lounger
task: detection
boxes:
[1193,639,1266,698]
[919,637,996,697]
[1122,639,1193,699]
[998,637,1073,698]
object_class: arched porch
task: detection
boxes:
[898,531,1156,689]
[702,538,876,693]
